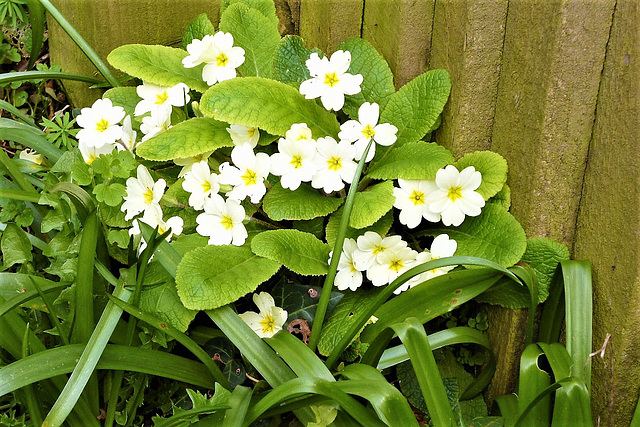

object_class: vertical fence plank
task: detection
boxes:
[429,0,508,156]
[362,0,435,88]
[299,0,364,53]
[573,1,639,424]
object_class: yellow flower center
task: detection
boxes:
[87,154,97,165]
[372,245,386,254]
[241,169,258,186]
[96,119,109,132]
[290,155,303,169]
[327,156,342,171]
[216,53,229,67]
[158,225,167,235]
[361,124,376,139]
[155,91,169,105]
[220,215,234,230]
[247,127,256,139]
[447,186,463,202]
[389,259,404,272]
[410,190,426,205]
[202,180,212,193]
[143,188,154,204]
[349,261,358,273]
[259,314,276,335]
[324,72,339,87]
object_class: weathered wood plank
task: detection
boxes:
[573,0,639,424]
[299,0,364,54]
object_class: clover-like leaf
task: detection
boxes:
[367,142,454,180]
[93,183,126,207]
[262,182,343,221]
[349,180,394,229]
[456,151,508,200]
[251,229,330,276]
[176,245,280,310]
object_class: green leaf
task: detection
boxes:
[326,208,393,247]
[337,38,395,118]
[102,87,141,121]
[270,277,343,324]
[98,203,131,228]
[220,0,279,28]
[375,69,451,164]
[176,244,280,310]
[1,224,32,269]
[200,77,340,138]
[262,182,343,221]
[107,44,209,92]
[251,229,330,276]
[182,14,216,50]
[456,151,508,200]
[273,35,321,85]
[70,160,92,186]
[93,183,126,207]
[0,273,67,311]
[489,183,511,210]
[219,3,280,78]
[349,180,394,229]
[419,203,527,267]
[136,117,233,161]
[367,141,454,180]
[317,288,381,356]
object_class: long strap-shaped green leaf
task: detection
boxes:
[25,0,45,69]
[265,331,334,381]
[390,318,455,427]
[221,386,253,427]
[516,344,552,427]
[0,117,63,162]
[0,100,36,126]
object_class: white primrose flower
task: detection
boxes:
[311,136,357,193]
[78,140,116,165]
[352,231,408,271]
[238,292,288,338]
[227,124,260,148]
[174,151,213,177]
[121,165,166,221]
[285,123,313,142]
[367,246,418,288]
[398,234,458,294]
[338,102,398,162]
[196,196,248,246]
[119,116,138,151]
[129,208,184,253]
[182,160,221,210]
[140,111,172,142]
[270,138,318,190]
[134,82,190,118]
[19,149,44,165]
[329,238,363,291]
[426,165,485,226]
[218,144,271,203]
[76,98,126,148]
[299,50,363,111]
[393,179,441,228]
[182,32,245,85]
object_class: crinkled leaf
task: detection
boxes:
[273,36,322,85]
[221,0,279,26]
[375,69,451,164]
[420,203,526,268]
[270,277,343,324]
[338,38,395,118]
[293,217,325,240]
[1,224,32,269]
[489,184,511,210]
[182,14,216,50]
[317,288,381,357]
[200,77,340,138]
[456,151,508,200]
[251,229,330,276]
[367,142,454,180]
[176,244,279,310]
[103,87,141,121]
[136,118,233,161]
[326,208,393,247]
[107,44,209,92]
[93,183,126,207]
[262,182,343,221]
[349,180,394,229]
[219,3,280,78]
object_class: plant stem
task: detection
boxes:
[308,140,373,352]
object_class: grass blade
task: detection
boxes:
[0,143,37,194]
[0,117,62,162]
[0,188,41,203]
[25,0,45,69]
[221,386,253,427]
[538,266,566,344]
[516,344,551,427]
[48,182,95,221]
[73,211,98,344]
[265,331,334,381]
[29,277,69,345]
[0,99,36,126]
[0,282,68,318]
[20,323,44,426]
[0,70,104,86]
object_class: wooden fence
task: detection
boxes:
[48,0,639,424]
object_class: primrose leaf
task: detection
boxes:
[326,209,393,247]
[107,44,209,92]
[251,229,330,276]
[176,245,280,310]
[420,203,527,267]
[338,38,395,118]
[219,2,280,78]
[317,288,381,356]
[220,0,279,28]
[103,87,141,121]
[93,183,126,207]
[489,184,511,210]
[136,118,233,161]
[200,77,340,138]
[270,277,343,324]
[367,141,454,181]
[1,223,32,269]
[262,182,343,221]
[475,238,570,308]
[456,151,508,200]
[182,14,216,50]
[98,203,131,228]
[375,69,451,164]
[273,35,322,85]
[349,180,394,229]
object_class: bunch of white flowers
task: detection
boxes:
[332,232,458,294]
